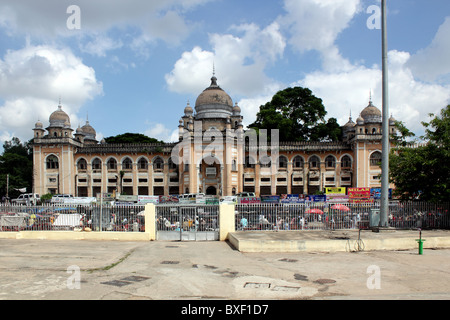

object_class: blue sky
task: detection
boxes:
[0,0,449,148]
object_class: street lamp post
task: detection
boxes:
[380,0,390,227]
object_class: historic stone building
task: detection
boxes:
[32,75,397,198]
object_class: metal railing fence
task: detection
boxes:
[1,201,449,233]
[155,204,219,232]
[235,201,450,231]
[0,203,145,232]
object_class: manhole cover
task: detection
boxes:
[279,258,298,263]
[121,276,150,282]
[314,279,336,285]
[161,261,180,264]
[294,274,308,281]
[101,280,132,287]
[244,282,271,289]
[272,286,300,292]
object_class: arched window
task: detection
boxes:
[77,158,87,171]
[370,151,382,166]
[138,158,148,170]
[107,158,117,170]
[309,156,320,169]
[277,156,288,169]
[325,155,336,168]
[46,155,59,169]
[122,157,133,170]
[293,156,304,169]
[341,155,352,168]
[92,158,102,171]
[153,157,164,171]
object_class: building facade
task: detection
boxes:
[32,75,397,198]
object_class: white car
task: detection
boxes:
[12,193,40,205]
[50,194,74,204]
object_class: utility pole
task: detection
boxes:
[380,0,390,227]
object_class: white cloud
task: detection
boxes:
[407,16,450,83]
[165,22,285,99]
[0,0,210,46]
[299,50,450,135]
[0,44,103,146]
[145,123,178,142]
[281,0,361,53]
[80,35,123,57]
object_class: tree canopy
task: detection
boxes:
[389,105,450,202]
[104,133,164,144]
[248,87,342,142]
[0,137,33,199]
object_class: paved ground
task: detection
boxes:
[1,229,450,304]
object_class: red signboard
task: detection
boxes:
[348,187,370,199]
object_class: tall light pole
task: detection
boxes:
[380,0,389,227]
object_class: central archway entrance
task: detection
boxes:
[206,186,217,196]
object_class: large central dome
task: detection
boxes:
[195,76,233,119]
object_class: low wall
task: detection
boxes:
[0,230,151,241]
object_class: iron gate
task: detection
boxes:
[155,204,219,241]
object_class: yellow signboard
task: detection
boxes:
[325,187,346,194]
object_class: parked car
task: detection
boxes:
[50,194,74,204]
[11,193,40,205]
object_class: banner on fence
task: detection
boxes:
[159,195,179,203]
[348,188,370,199]
[370,188,392,199]
[238,197,261,204]
[137,195,160,204]
[306,195,327,202]
[280,194,304,203]
[261,195,280,203]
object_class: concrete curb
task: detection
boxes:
[227,230,450,253]
[0,231,152,241]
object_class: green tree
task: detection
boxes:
[104,133,164,144]
[249,87,342,142]
[389,105,450,202]
[0,138,33,199]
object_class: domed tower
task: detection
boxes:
[33,120,45,138]
[46,104,73,138]
[81,120,97,144]
[342,112,356,141]
[356,99,382,135]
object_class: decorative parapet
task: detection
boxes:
[246,141,351,152]
[76,143,177,154]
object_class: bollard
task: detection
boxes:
[415,229,426,255]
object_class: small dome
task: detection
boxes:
[81,120,96,139]
[343,117,355,128]
[184,101,193,116]
[34,120,43,129]
[49,105,70,127]
[360,101,382,123]
[389,114,396,125]
[75,126,84,135]
[356,114,364,125]
[232,102,241,115]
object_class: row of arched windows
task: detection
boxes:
[74,156,177,172]
[45,152,383,171]
[244,155,354,169]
